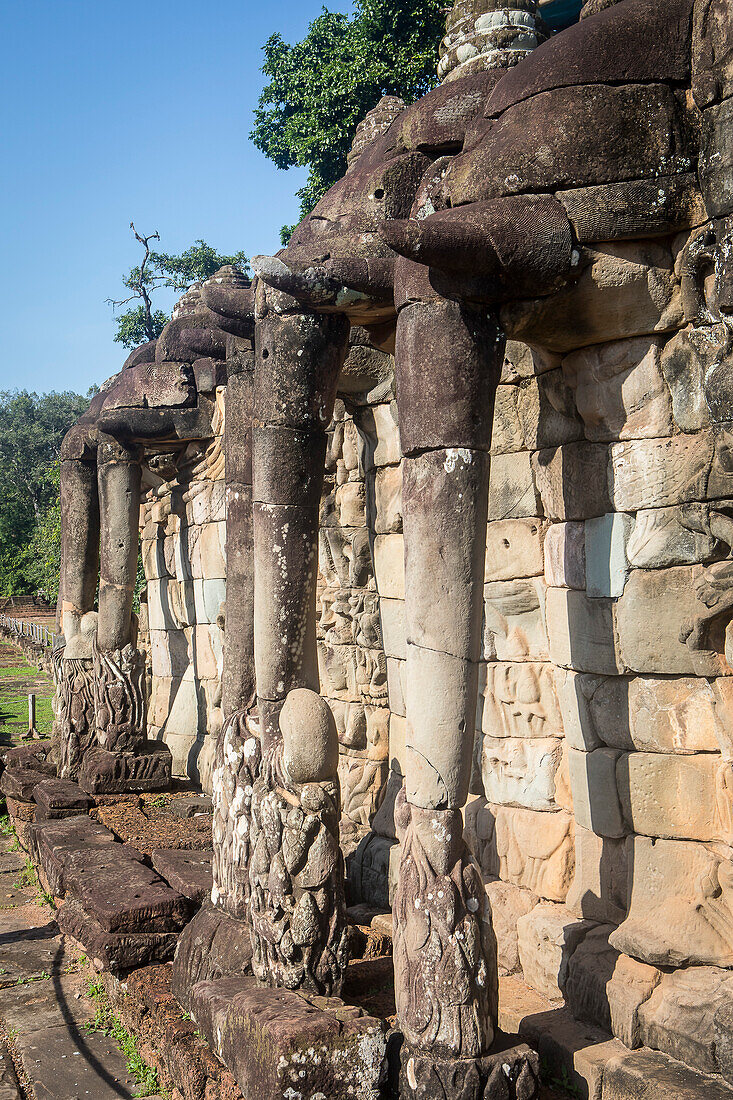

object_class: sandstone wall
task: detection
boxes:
[141,389,226,790]
[138,296,733,1063]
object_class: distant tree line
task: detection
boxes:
[0,390,92,602]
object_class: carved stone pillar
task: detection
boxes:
[55,612,98,780]
[250,281,350,991]
[249,688,348,994]
[94,434,146,753]
[391,265,503,1066]
[54,427,101,778]
[212,327,258,922]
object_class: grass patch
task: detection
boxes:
[147,795,169,809]
[0,649,55,740]
[85,978,164,1098]
[13,857,56,909]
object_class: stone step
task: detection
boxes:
[65,856,190,933]
[189,973,387,1100]
[151,847,213,904]
[33,778,93,821]
[1,767,51,803]
[58,898,179,976]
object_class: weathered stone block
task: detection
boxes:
[57,897,178,976]
[609,434,713,512]
[485,518,546,583]
[79,742,172,795]
[484,879,538,976]
[568,747,625,838]
[554,669,606,752]
[487,451,543,521]
[189,975,386,1100]
[600,1046,733,1100]
[1,768,54,804]
[546,588,620,675]
[357,402,400,469]
[482,735,564,811]
[615,566,731,676]
[373,533,404,599]
[566,825,629,926]
[563,335,672,442]
[479,662,563,740]
[564,924,661,1047]
[483,578,548,662]
[151,848,213,905]
[557,672,723,755]
[544,522,586,590]
[191,519,227,580]
[33,779,93,821]
[610,835,733,967]
[386,658,406,719]
[626,504,720,569]
[65,848,189,933]
[638,966,733,1076]
[492,384,524,455]
[617,751,733,843]
[585,513,632,598]
[371,463,402,533]
[464,799,575,903]
[192,577,226,624]
[378,597,406,660]
[532,443,611,521]
[516,901,593,1001]
[492,372,582,454]
[171,904,254,1007]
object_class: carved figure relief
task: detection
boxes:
[249,690,349,996]
[393,788,497,1058]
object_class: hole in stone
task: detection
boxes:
[373,188,385,200]
[262,348,269,359]
[503,539,510,548]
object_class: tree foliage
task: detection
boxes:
[0,390,92,601]
[252,0,446,220]
[109,227,250,348]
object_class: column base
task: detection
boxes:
[78,740,172,794]
[189,973,387,1100]
[399,1038,540,1100]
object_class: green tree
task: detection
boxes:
[109,225,250,349]
[252,0,446,225]
[0,390,91,600]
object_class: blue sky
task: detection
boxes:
[1,0,351,396]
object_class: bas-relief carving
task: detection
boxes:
[393,788,497,1058]
[211,711,261,920]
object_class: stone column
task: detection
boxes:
[93,434,146,753]
[391,261,503,1066]
[55,425,101,779]
[248,280,350,994]
[211,335,259,922]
